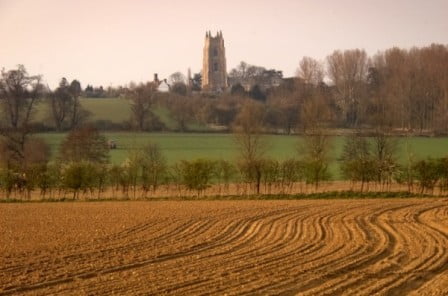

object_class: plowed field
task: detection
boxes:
[1,199,447,295]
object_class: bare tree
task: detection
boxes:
[297,56,324,86]
[50,78,72,131]
[165,94,194,132]
[0,65,44,168]
[299,92,332,190]
[340,132,375,191]
[371,129,399,190]
[234,100,266,163]
[127,82,156,131]
[69,79,84,129]
[233,100,267,194]
[141,142,167,194]
[59,126,109,164]
[378,48,411,130]
[327,49,368,127]
[300,129,332,190]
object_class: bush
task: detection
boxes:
[279,159,305,193]
[214,160,237,194]
[61,161,99,199]
[412,158,439,194]
[178,159,216,196]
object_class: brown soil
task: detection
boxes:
[1,199,447,295]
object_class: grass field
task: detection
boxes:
[33,97,208,130]
[1,199,447,294]
[37,132,448,179]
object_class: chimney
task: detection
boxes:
[154,73,159,83]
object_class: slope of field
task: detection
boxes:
[1,199,447,295]
[33,98,207,130]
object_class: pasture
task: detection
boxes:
[33,97,207,131]
[1,199,447,295]
[38,132,448,179]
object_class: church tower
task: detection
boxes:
[202,31,227,92]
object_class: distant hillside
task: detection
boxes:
[33,97,208,131]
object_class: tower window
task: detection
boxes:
[213,62,218,72]
[213,48,218,57]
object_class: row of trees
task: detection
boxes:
[1,108,448,200]
[2,43,446,134]
[1,131,448,200]
[0,121,331,199]
[0,65,446,199]
[163,43,448,134]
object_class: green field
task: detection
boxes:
[31,99,448,179]
[37,132,448,179]
[33,97,208,131]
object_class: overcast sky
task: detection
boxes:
[0,0,447,88]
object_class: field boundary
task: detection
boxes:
[0,189,439,203]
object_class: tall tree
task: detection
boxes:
[50,77,73,131]
[0,65,44,168]
[297,56,324,86]
[165,94,194,132]
[128,82,156,131]
[299,91,332,189]
[141,143,167,193]
[327,49,368,127]
[233,100,267,194]
[69,79,83,129]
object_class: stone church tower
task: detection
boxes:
[202,31,228,92]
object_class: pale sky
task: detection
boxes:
[0,0,447,88]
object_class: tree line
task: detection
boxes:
[2,43,447,134]
[1,112,448,200]
[135,43,448,135]
[1,43,448,199]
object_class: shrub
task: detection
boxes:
[412,158,439,194]
[178,159,216,196]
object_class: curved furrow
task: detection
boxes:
[0,218,188,274]
[0,219,199,277]
[245,204,370,295]
[0,201,396,296]
[417,203,448,238]
[2,200,448,295]
[90,209,305,294]
[179,204,366,295]
[3,209,294,295]
[307,202,448,296]
[183,204,357,295]
[0,218,222,294]
[312,203,424,295]
[170,211,309,294]
[286,202,416,295]
[248,206,378,295]
[351,202,446,295]
[69,206,316,295]
[378,203,448,294]
[3,223,203,291]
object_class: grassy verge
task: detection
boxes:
[0,191,436,203]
